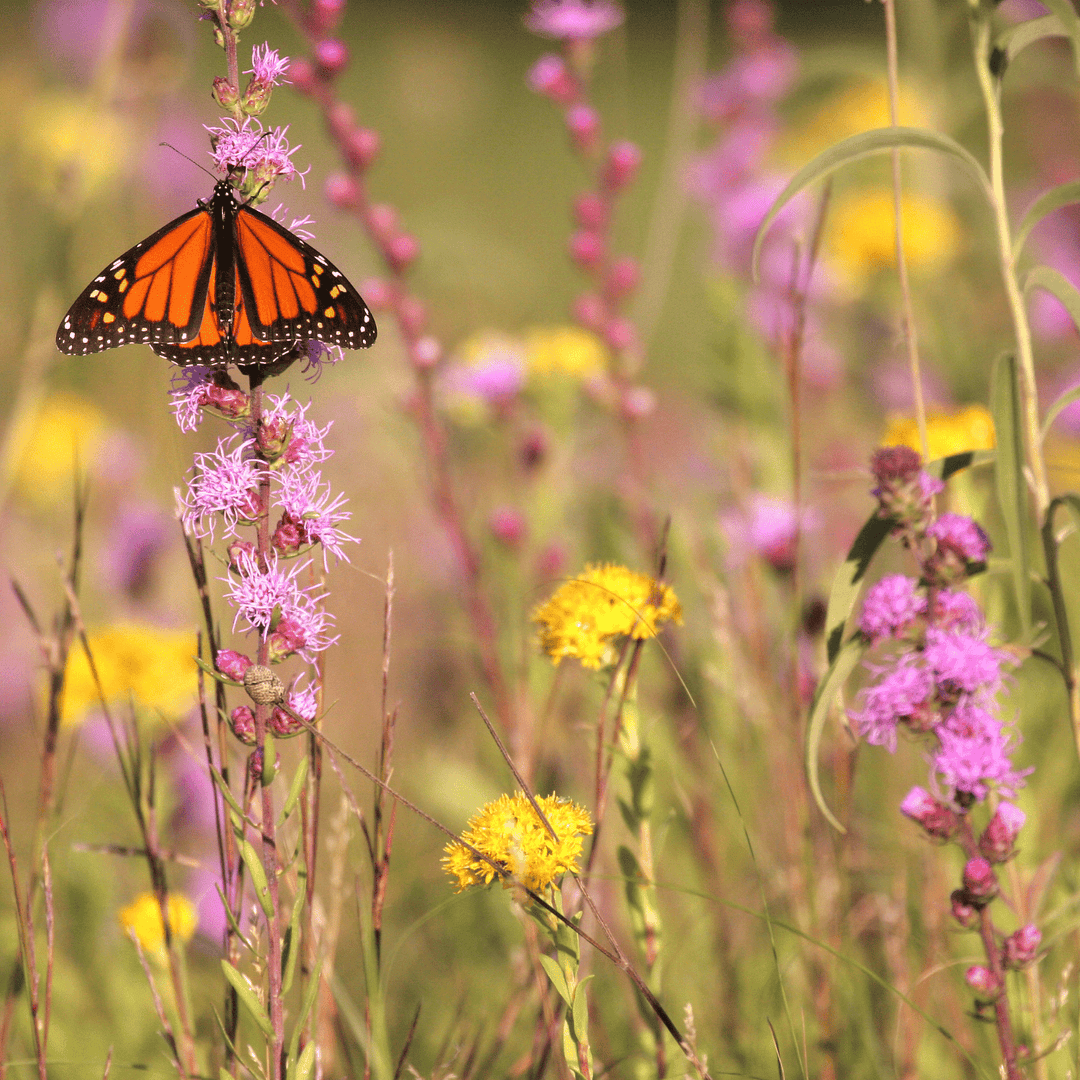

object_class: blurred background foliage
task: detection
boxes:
[2,0,1080,1076]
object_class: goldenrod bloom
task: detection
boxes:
[883,405,995,460]
[119,892,197,956]
[532,563,682,669]
[60,623,198,727]
[525,327,608,379]
[443,793,593,892]
[829,190,960,293]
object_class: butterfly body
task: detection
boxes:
[57,180,376,368]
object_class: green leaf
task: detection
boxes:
[277,756,310,827]
[290,1041,316,1080]
[241,839,274,919]
[1024,265,1080,336]
[1036,0,1080,80]
[208,764,246,821]
[538,953,571,1006]
[996,14,1068,66]
[286,956,324,1069]
[990,352,1033,641]
[261,733,278,786]
[1013,180,1080,264]
[824,514,893,665]
[570,976,590,1040]
[220,960,274,1038]
[1042,383,1080,441]
[752,126,992,281]
[805,636,866,834]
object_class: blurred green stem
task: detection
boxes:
[969,8,1048,517]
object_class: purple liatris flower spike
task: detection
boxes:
[859,574,927,642]
[223,551,338,661]
[179,436,264,542]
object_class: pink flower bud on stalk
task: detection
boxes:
[979,802,1025,862]
[566,104,601,155]
[325,173,360,209]
[345,127,380,169]
[1002,925,1041,969]
[965,966,1003,999]
[950,889,979,928]
[528,54,578,104]
[315,38,348,75]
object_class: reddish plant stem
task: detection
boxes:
[248,375,285,1080]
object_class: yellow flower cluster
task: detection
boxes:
[525,327,608,378]
[443,792,593,893]
[829,189,960,293]
[883,404,995,460]
[532,564,682,669]
[118,892,197,957]
[61,623,198,727]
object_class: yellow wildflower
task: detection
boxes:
[8,392,107,508]
[829,189,960,294]
[532,563,682,669]
[883,404,995,460]
[785,79,931,164]
[525,327,608,379]
[60,623,198,727]
[443,792,593,892]
[119,892,197,957]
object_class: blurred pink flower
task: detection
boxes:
[102,502,172,598]
[524,0,624,40]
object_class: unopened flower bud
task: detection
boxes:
[272,516,305,556]
[490,506,526,548]
[607,256,639,298]
[574,292,606,330]
[962,856,998,903]
[230,705,256,745]
[327,101,355,141]
[326,172,361,209]
[226,0,256,31]
[574,192,608,230]
[965,965,1002,999]
[345,127,380,168]
[387,233,420,272]
[289,57,316,93]
[411,335,441,369]
[359,277,393,309]
[566,104,601,155]
[213,76,240,111]
[979,802,1025,863]
[950,889,979,928]
[216,649,253,682]
[603,140,642,188]
[1003,924,1041,969]
[312,0,346,34]
[570,230,604,268]
[244,665,286,706]
[528,54,576,104]
[227,540,256,570]
[398,296,428,337]
[605,316,637,353]
[900,786,959,840]
[368,203,398,245]
[315,38,348,75]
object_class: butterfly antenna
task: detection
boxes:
[159,142,217,181]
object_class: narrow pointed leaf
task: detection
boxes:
[996,14,1067,66]
[805,636,866,834]
[539,954,572,1006]
[752,127,992,281]
[990,353,1032,640]
[1042,383,1080,440]
[1037,0,1080,79]
[220,960,274,1038]
[240,839,274,919]
[1024,265,1080,336]
[1013,180,1080,264]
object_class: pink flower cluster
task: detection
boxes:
[525,0,643,367]
[851,448,1040,998]
[851,449,1025,802]
[174,372,356,740]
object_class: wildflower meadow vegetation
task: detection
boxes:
[5,0,1080,1076]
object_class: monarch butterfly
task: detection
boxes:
[56,178,376,369]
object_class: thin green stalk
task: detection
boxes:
[969,7,1048,516]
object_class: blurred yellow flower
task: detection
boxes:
[526,327,608,379]
[20,91,130,203]
[786,79,931,164]
[119,892,197,957]
[883,404,995,459]
[443,792,593,892]
[532,563,682,669]
[8,392,107,508]
[60,623,198,727]
[829,190,960,293]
